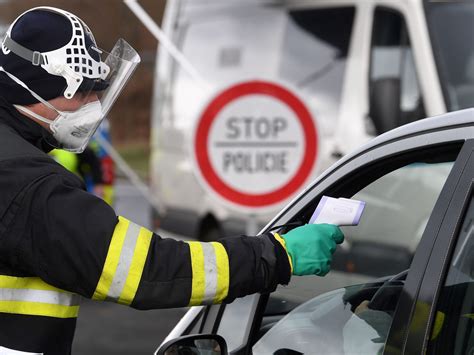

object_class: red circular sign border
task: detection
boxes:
[194,80,318,208]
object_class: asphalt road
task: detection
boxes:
[72,182,188,355]
[73,301,186,354]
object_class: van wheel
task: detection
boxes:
[199,221,222,242]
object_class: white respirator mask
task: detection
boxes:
[0,6,141,152]
[14,100,103,153]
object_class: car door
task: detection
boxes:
[249,141,471,355]
[175,115,473,354]
[427,193,474,355]
[385,139,474,354]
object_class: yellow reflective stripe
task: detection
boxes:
[187,242,229,306]
[0,301,79,318]
[188,242,205,306]
[0,276,80,318]
[272,232,293,273]
[211,242,229,303]
[94,217,154,305]
[93,216,129,301]
[0,276,66,292]
[431,311,445,340]
[117,228,153,306]
[102,185,114,206]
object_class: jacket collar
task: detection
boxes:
[0,97,56,153]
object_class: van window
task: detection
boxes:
[369,8,425,133]
[424,1,474,111]
[169,5,355,136]
[280,7,355,135]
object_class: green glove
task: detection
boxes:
[281,224,344,276]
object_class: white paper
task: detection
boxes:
[310,196,365,226]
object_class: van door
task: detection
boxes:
[336,1,436,155]
[369,7,427,134]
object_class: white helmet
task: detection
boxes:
[0,6,141,152]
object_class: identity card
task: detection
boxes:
[310,196,366,226]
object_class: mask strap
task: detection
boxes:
[3,36,46,66]
[13,104,55,127]
[0,66,60,114]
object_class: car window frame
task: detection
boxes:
[390,139,474,354]
[248,140,467,354]
[255,137,471,355]
[192,126,472,354]
[267,124,472,231]
[248,138,466,351]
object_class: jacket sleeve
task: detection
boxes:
[13,173,291,309]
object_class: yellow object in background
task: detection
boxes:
[49,149,80,176]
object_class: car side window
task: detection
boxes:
[253,144,462,354]
[338,161,454,278]
[270,145,461,302]
[429,195,474,354]
[369,7,426,134]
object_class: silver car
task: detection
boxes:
[157,108,474,355]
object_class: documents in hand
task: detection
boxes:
[310,196,366,226]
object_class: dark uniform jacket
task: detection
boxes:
[0,98,291,354]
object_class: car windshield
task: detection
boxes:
[253,278,404,354]
[424,1,474,111]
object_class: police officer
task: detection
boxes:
[0,7,344,354]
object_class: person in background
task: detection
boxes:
[90,121,115,206]
[50,145,106,200]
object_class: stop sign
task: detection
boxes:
[193,80,318,211]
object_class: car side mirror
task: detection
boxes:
[156,334,228,355]
[369,77,401,134]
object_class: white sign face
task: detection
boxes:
[208,95,305,194]
[193,80,318,210]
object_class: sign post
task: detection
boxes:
[193,80,318,214]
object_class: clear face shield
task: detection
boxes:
[1,38,141,152]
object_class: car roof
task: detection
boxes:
[362,108,473,150]
[319,108,474,182]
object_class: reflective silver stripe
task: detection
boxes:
[201,242,218,304]
[106,221,142,300]
[0,346,43,355]
[0,288,81,306]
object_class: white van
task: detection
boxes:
[150,0,474,239]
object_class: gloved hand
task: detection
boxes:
[280,224,344,276]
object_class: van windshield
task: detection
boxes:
[168,4,355,136]
[424,1,474,111]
